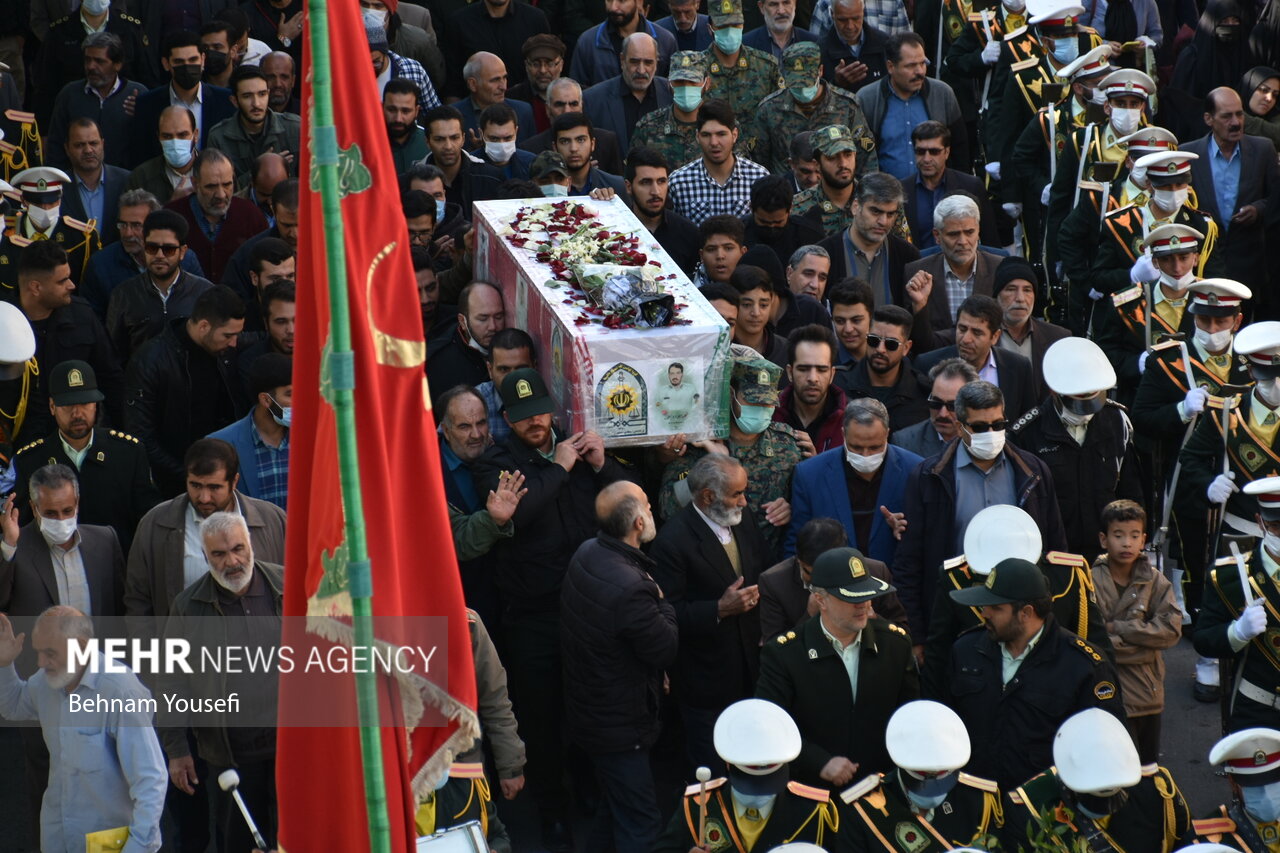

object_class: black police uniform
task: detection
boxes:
[841,770,1003,853]
[13,427,160,553]
[653,777,846,853]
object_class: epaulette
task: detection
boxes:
[839,774,884,804]
[15,437,44,454]
[886,622,907,636]
[1149,338,1182,353]
[1008,789,1025,805]
[767,421,799,439]
[448,762,486,779]
[957,772,999,793]
[1215,552,1250,568]
[1004,25,1029,39]
[4,109,35,125]
[684,777,727,797]
[1011,406,1039,432]
[775,630,797,645]
[61,215,94,233]
[1103,398,1128,411]
[787,781,830,802]
[1140,763,1160,777]
[106,429,140,444]
[1193,816,1237,835]
[1077,180,1103,193]
[1045,551,1088,568]
[8,233,31,248]
[1071,635,1104,663]
[1206,393,1241,411]
[943,554,968,570]
[1111,285,1142,307]
[1010,57,1038,71]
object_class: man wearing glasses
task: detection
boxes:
[105,209,213,364]
[890,356,978,459]
[893,379,1067,653]
[837,304,930,431]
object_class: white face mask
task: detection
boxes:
[1159,269,1195,291]
[1109,106,1142,135]
[1088,87,1107,105]
[39,514,77,546]
[1257,377,1280,408]
[484,140,517,164]
[1194,325,1232,353]
[1264,532,1280,560]
[81,0,110,14]
[965,428,1006,460]
[1003,0,1025,11]
[362,7,389,28]
[846,448,886,473]
[1058,407,1094,427]
[27,204,59,231]
[1153,187,1188,211]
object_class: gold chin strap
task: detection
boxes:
[0,358,37,439]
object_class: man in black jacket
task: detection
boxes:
[124,286,247,496]
[561,480,677,853]
[472,368,635,853]
[817,172,920,305]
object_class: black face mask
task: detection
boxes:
[203,50,230,76]
[171,64,203,89]
[1060,392,1106,416]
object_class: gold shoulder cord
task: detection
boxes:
[1152,770,1177,853]
[450,776,491,837]
[0,359,37,439]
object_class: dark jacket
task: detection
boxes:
[443,0,550,98]
[903,250,1005,353]
[756,614,919,783]
[743,214,827,276]
[570,17,678,87]
[81,242,204,321]
[773,384,848,454]
[582,74,674,152]
[424,152,505,218]
[758,554,907,639]
[61,165,131,245]
[890,417,947,460]
[893,438,1069,640]
[124,319,247,496]
[836,359,931,433]
[914,345,1038,422]
[819,23,890,94]
[425,328,490,401]
[771,288,832,339]
[818,230,920,306]
[472,431,636,615]
[998,318,1072,401]
[130,82,236,168]
[46,78,147,170]
[560,533,679,753]
[652,208,701,274]
[941,615,1125,789]
[123,155,184,206]
[903,168,1000,249]
[650,502,770,710]
[166,194,269,283]
[519,125,625,176]
[106,269,214,364]
[455,96,536,145]
[36,10,158,122]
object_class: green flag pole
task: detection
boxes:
[304,2,393,851]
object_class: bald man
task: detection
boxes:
[583,32,675,152]
[457,52,536,145]
[249,153,289,221]
[561,480,678,853]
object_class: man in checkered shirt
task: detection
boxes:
[667,98,770,226]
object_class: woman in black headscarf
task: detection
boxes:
[1172,0,1257,98]
[1251,0,1280,68]
[1241,65,1280,151]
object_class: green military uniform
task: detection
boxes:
[751,43,878,176]
[652,777,844,853]
[791,182,854,235]
[841,771,1003,853]
[921,551,1112,696]
[1003,766,1192,853]
[14,427,160,553]
[1191,804,1273,852]
[632,107,704,171]
[700,43,784,128]
[414,762,512,853]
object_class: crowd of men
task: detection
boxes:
[0,0,1278,850]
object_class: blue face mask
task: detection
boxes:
[541,183,569,197]
[732,790,775,811]
[673,86,704,112]
[1244,783,1280,823]
[714,25,743,54]
[435,199,446,223]
[1049,37,1078,64]
[268,395,292,428]
[905,789,949,811]
[733,399,774,434]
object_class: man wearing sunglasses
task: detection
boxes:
[894,379,1067,648]
[891,357,979,460]
[837,304,931,431]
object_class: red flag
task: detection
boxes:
[278,2,479,849]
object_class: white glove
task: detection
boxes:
[1232,601,1268,642]
[985,161,1002,181]
[1138,34,1157,48]
[1207,471,1238,505]
[1130,254,1159,284]
[1137,350,1149,373]
[981,40,1001,65]
[1183,386,1209,417]
[1002,202,1023,219]
[1040,183,1052,206]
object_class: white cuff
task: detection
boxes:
[1177,401,1190,423]
[0,540,14,561]
[1228,621,1251,653]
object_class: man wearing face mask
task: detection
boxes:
[633,50,719,171]
[1004,709,1191,852]
[1,167,102,292]
[1196,729,1280,847]
[426,281,507,397]
[130,31,236,169]
[1009,337,1142,557]
[751,42,878,178]
[700,0,785,120]
[125,106,201,207]
[841,701,1004,851]
[207,354,291,510]
[474,103,536,180]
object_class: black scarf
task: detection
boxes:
[1104,0,1139,44]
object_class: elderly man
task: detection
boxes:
[160,511,282,852]
[125,105,200,206]
[507,35,565,132]
[991,257,1070,398]
[206,66,301,186]
[787,396,921,564]
[561,480,677,853]
[261,51,298,113]
[0,606,166,853]
[46,31,147,170]
[520,78,625,173]
[583,33,673,153]
[785,245,831,302]
[817,0,890,94]
[426,281,507,397]
[893,380,1067,650]
[165,148,269,281]
[743,0,818,62]
[571,0,677,86]
[655,0,712,51]
[455,52,536,145]
[837,305,931,431]
[651,453,770,773]
[756,545,917,785]
[890,357,978,459]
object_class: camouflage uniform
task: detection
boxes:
[658,356,803,555]
[752,43,878,176]
[631,108,703,170]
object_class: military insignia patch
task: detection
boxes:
[894,822,930,853]
[946,14,964,38]
[1095,681,1116,700]
[704,819,732,852]
[1241,444,1267,473]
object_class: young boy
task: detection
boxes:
[1091,499,1182,764]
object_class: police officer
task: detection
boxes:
[841,700,1003,853]
[653,698,844,853]
[756,546,918,786]
[12,360,159,553]
[1010,337,1143,556]
[414,762,512,853]
[1003,708,1192,853]
[1194,477,1280,732]
[0,167,101,291]
[633,51,713,171]
[941,557,1124,789]
[700,0,784,122]
[922,504,1110,696]
[0,300,34,490]
[752,43,878,179]
[1192,728,1280,852]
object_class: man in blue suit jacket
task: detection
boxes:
[582,63,673,153]
[786,397,922,566]
[129,32,236,167]
[456,52,536,145]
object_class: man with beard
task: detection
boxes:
[991,257,1070,398]
[427,281,507,398]
[61,120,129,245]
[743,176,826,273]
[165,149,268,282]
[260,51,298,114]
[507,35,565,133]
[570,0,677,87]
[384,79,428,174]
[583,33,673,153]
[837,305,931,431]
[773,324,848,452]
[818,174,921,304]
[45,32,146,172]
[207,66,300,189]
[551,112,628,198]
[792,124,860,235]
[624,147,700,274]
[36,1,155,125]
[941,557,1124,789]
[743,0,818,63]
[422,105,503,214]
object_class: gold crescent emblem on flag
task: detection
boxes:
[365,241,426,369]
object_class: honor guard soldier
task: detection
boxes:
[0,117,42,184]
[1004,709,1192,853]
[699,0,784,121]
[756,547,919,786]
[12,360,159,553]
[414,762,512,853]
[1010,337,1143,556]
[921,505,1110,697]
[1132,279,1252,622]
[1194,477,1280,732]
[1192,729,1280,852]
[633,52,715,171]
[840,700,1003,853]
[791,125,863,235]
[0,167,100,293]
[0,300,35,488]
[1092,223,1203,402]
[752,43,878,178]
[653,698,844,853]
